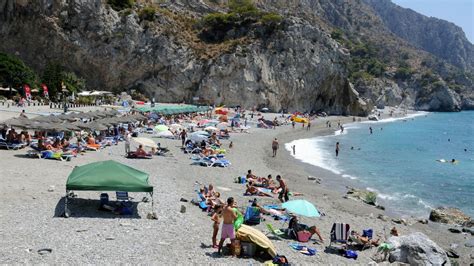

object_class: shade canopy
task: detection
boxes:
[282,199,320,217]
[66,160,153,192]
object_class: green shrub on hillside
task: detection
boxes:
[395,67,413,80]
[108,0,134,11]
[139,6,156,21]
[260,13,283,24]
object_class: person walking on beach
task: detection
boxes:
[335,142,340,157]
[292,145,296,155]
[276,175,289,202]
[124,132,131,155]
[307,120,311,131]
[292,120,295,129]
[218,197,238,255]
[272,138,279,157]
[180,129,187,147]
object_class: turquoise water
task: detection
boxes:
[287,112,474,218]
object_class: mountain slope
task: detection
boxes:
[364,0,474,71]
[0,0,472,112]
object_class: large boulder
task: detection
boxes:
[345,187,377,205]
[387,232,450,265]
[429,207,471,225]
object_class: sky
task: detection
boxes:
[392,0,474,43]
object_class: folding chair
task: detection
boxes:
[266,223,285,238]
[116,191,133,201]
[329,223,351,247]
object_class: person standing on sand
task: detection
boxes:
[335,142,340,157]
[276,175,289,202]
[292,120,295,129]
[272,138,279,157]
[292,145,296,155]
[307,120,311,131]
[218,197,237,255]
[180,129,187,147]
[211,205,223,249]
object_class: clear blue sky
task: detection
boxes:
[392,0,474,43]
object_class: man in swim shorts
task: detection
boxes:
[218,197,238,255]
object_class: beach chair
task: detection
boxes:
[329,223,351,247]
[244,206,261,225]
[349,229,374,250]
[116,191,133,201]
[266,223,285,238]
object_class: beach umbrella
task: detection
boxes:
[197,119,211,126]
[281,200,320,218]
[132,137,157,148]
[77,121,108,131]
[156,130,174,138]
[192,130,210,136]
[204,126,218,132]
[216,122,229,130]
[169,123,183,131]
[154,125,169,132]
[184,122,197,128]
[2,117,31,128]
[189,132,208,143]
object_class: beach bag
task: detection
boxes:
[296,231,312,243]
[344,250,358,260]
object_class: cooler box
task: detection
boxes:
[241,242,257,257]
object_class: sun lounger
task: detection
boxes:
[329,223,351,247]
[0,140,23,150]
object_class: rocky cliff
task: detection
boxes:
[0,0,472,113]
[364,0,474,71]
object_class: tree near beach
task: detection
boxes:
[0,52,38,93]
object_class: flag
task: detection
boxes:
[24,84,31,100]
[41,83,49,98]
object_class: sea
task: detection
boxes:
[286,111,474,218]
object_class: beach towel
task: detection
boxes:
[244,206,261,225]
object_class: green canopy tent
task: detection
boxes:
[65,160,154,216]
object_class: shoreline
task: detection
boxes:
[279,111,438,219]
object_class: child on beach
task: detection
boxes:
[211,205,223,249]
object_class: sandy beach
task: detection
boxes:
[0,106,471,264]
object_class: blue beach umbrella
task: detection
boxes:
[282,200,320,217]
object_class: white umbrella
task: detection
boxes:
[132,137,157,148]
[216,122,229,129]
[189,132,209,143]
[204,126,218,132]
[156,131,174,138]
[169,123,183,131]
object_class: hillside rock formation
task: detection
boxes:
[365,0,474,70]
[0,0,472,113]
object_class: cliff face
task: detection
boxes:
[364,0,474,71]
[0,0,472,113]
